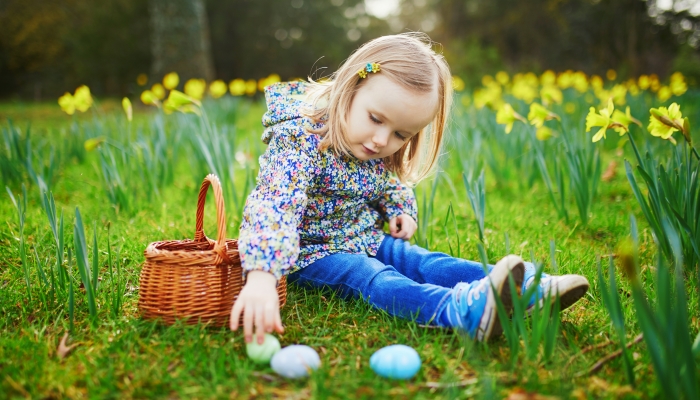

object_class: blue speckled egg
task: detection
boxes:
[369,344,421,380]
[270,345,321,379]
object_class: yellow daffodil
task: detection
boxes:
[528,103,560,128]
[452,76,465,92]
[58,92,75,115]
[473,82,502,109]
[209,80,228,98]
[511,79,537,104]
[540,70,556,86]
[670,72,687,96]
[590,75,604,91]
[610,84,627,106]
[572,72,588,93]
[140,90,159,106]
[536,126,554,141]
[73,85,93,112]
[481,75,494,86]
[245,79,257,96]
[649,74,660,92]
[184,79,206,100]
[586,99,626,142]
[151,83,166,100]
[163,72,180,90]
[229,79,246,96]
[540,84,563,106]
[84,137,105,151]
[627,80,640,96]
[137,73,148,86]
[495,71,509,85]
[122,97,132,122]
[611,106,641,135]
[496,103,527,133]
[606,69,617,81]
[648,103,690,144]
[557,70,574,89]
[657,86,672,102]
[638,75,650,90]
[163,89,201,115]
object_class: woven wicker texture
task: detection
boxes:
[138,174,288,327]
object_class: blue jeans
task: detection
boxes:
[288,235,489,325]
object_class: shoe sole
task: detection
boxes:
[527,275,590,315]
[478,255,525,341]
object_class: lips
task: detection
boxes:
[362,145,378,155]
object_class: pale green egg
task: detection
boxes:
[246,334,281,364]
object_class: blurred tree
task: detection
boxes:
[205,0,385,82]
[150,0,214,82]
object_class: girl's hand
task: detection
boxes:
[389,214,417,240]
[230,270,284,344]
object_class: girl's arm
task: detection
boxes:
[231,144,318,343]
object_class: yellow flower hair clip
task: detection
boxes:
[358,62,381,79]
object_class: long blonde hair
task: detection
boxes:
[303,32,453,185]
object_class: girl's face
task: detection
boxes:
[345,74,438,161]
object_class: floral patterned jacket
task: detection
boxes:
[238,81,418,280]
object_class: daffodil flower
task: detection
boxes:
[229,79,246,96]
[611,106,641,135]
[528,103,560,128]
[151,83,166,100]
[184,79,206,100]
[163,72,180,90]
[73,85,93,113]
[84,137,105,151]
[122,97,132,122]
[209,80,228,99]
[586,99,626,142]
[648,102,691,144]
[58,92,76,115]
[540,84,563,106]
[496,103,527,134]
[536,126,554,141]
[140,90,159,106]
[164,90,201,115]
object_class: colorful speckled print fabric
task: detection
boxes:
[238,81,418,280]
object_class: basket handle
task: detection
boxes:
[194,174,231,265]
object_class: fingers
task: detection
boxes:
[389,217,398,235]
[230,298,243,331]
[243,303,254,343]
[254,304,265,344]
[274,308,285,334]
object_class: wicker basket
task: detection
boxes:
[138,174,287,327]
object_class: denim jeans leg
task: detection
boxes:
[375,235,490,287]
[288,252,452,325]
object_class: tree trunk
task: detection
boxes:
[149,0,214,82]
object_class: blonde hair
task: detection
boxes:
[303,32,453,185]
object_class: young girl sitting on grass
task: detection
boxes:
[230,33,589,344]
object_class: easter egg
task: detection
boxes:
[369,344,421,380]
[246,334,281,364]
[270,345,321,379]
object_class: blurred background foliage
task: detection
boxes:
[1,0,700,99]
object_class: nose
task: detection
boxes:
[372,129,390,148]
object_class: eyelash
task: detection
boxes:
[369,114,406,141]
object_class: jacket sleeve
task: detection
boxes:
[374,176,418,222]
[238,144,317,280]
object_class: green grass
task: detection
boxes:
[1,95,698,399]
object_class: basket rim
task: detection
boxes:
[144,238,240,266]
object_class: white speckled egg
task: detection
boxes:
[369,344,421,380]
[270,345,321,379]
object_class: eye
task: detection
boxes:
[394,132,407,141]
[369,114,381,124]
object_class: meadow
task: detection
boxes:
[1,71,699,399]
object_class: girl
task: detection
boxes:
[230,33,589,345]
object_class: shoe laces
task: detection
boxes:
[456,277,490,309]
